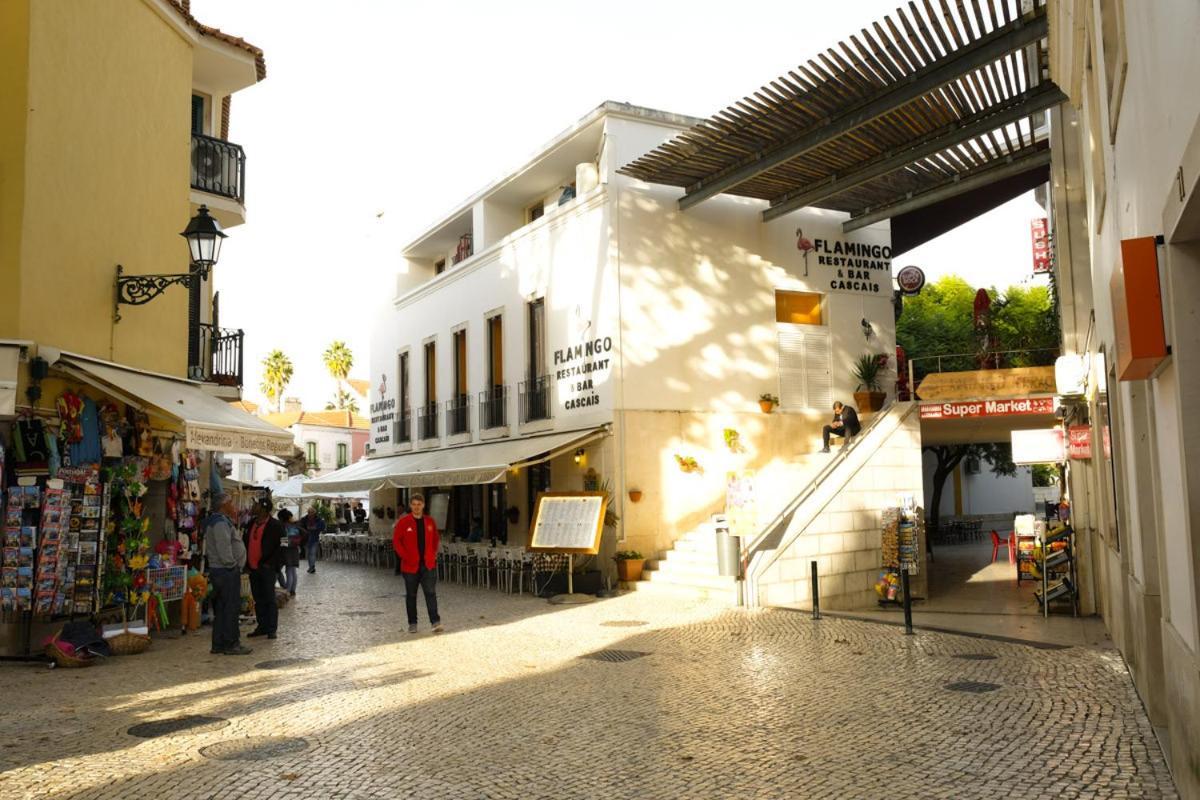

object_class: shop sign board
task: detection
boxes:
[553,334,613,414]
[920,396,1055,420]
[369,373,395,447]
[896,265,926,295]
[527,491,607,554]
[1011,428,1065,465]
[186,425,293,456]
[916,366,1057,401]
[1067,425,1092,459]
[801,235,893,296]
[1031,218,1052,274]
[724,471,757,541]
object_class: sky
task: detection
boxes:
[202,0,1048,412]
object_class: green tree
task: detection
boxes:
[322,340,354,410]
[896,276,979,379]
[325,388,360,414]
[260,349,294,413]
[991,284,1060,366]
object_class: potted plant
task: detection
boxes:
[627,488,643,503]
[851,353,888,413]
[674,454,701,474]
[758,393,779,413]
[614,550,646,582]
[723,428,743,453]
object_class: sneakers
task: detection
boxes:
[432,622,444,634]
[819,446,831,453]
[407,623,418,634]
[222,645,253,655]
[306,568,316,574]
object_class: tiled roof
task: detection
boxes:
[165,1,267,81]
[262,410,369,431]
[347,378,370,398]
[227,399,259,414]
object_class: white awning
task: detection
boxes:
[50,352,294,456]
[0,342,25,417]
[305,427,608,493]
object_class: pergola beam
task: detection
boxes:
[762,83,1066,221]
[841,148,1051,232]
[677,7,1048,212]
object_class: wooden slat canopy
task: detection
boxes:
[618,0,1063,231]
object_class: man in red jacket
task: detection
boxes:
[393,493,443,634]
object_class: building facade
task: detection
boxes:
[321,103,896,565]
[1049,1,1200,791]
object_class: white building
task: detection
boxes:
[224,398,368,484]
[1049,1,1200,790]
[312,102,899,585]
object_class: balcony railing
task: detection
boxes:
[446,394,471,436]
[393,409,411,444]
[518,376,552,423]
[191,133,246,203]
[418,403,439,440]
[479,386,508,430]
[192,323,244,387]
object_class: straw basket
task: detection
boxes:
[108,628,151,656]
[44,635,96,669]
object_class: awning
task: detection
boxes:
[305,427,608,494]
[49,351,294,456]
[0,342,25,417]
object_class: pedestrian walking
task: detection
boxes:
[276,508,300,597]
[244,498,284,640]
[300,506,325,573]
[204,492,251,655]
[820,401,861,453]
[392,493,442,634]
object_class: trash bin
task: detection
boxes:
[715,529,742,578]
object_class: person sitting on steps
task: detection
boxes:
[820,401,861,453]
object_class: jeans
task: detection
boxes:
[307,540,319,571]
[249,567,278,635]
[402,569,439,626]
[277,565,297,593]
[209,567,241,652]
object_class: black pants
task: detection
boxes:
[249,567,278,635]
[822,424,848,448]
[209,567,242,652]
[402,569,439,626]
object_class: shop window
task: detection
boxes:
[336,442,349,469]
[527,462,551,525]
[775,290,824,325]
[305,441,318,469]
[238,461,254,483]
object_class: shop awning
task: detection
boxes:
[0,341,26,417]
[48,351,294,456]
[305,427,608,494]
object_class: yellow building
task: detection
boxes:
[0,0,288,455]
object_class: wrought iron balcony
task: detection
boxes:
[479,386,508,430]
[446,394,471,436]
[393,410,411,444]
[418,403,439,440]
[191,323,244,387]
[191,133,246,203]
[518,376,552,423]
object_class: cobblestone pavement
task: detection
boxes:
[0,562,1177,799]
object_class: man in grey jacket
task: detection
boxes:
[206,493,251,655]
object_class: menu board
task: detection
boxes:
[527,492,607,554]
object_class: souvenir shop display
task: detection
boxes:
[1,484,40,614]
[875,500,924,605]
[1034,523,1078,617]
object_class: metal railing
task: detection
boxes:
[418,403,439,440]
[479,386,508,430]
[193,323,243,387]
[392,410,411,444]
[190,133,246,203]
[518,376,552,423]
[446,394,471,436]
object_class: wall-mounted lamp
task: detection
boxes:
[113,205,227,322]
[861,318,874,341]
[573,448,585,465]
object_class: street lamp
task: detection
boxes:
[114,205,227,322]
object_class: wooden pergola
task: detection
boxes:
[618,0,1063,238]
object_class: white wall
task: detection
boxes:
[920,450,1036,519]
[295,423,359,477]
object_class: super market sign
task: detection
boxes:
[920,397,1055,420]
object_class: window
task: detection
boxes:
[434,259,446,276]
[238,461,254,483]
[1085,41,1107,230]
[450,328,469,435]
[191,95,206,135]
[775,290,823,325]
[396,350,411,442]
[336,442,349,469]
[1096,349,1123,550]
[1099,0,1127,141]
[527,202,545,223]
[424,340,437,408]
[305,442,318,469]
[528,298,545,382]
[487,314,504,388]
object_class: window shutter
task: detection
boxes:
[191,95,205,135]
[804,331,833,409]
[776,325,832,409]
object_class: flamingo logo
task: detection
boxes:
[796,228,814,276]
[378,374,387,400]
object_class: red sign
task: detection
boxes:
[897,265,925,295]
[1031,218,1051,274]
[920,396,1056,420]
[1067,425,1092,459]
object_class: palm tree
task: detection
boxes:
[322,340,354,409]
[325,388,360,414]
[260,349,294,413]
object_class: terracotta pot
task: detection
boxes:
[627,490,643,503]
[615,558,646,582]
[759,400,775,414]
[852,391,888,413]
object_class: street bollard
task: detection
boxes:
[901,568,913,635]
[810,560,820,620]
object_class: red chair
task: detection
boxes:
[990,530,1015,564]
